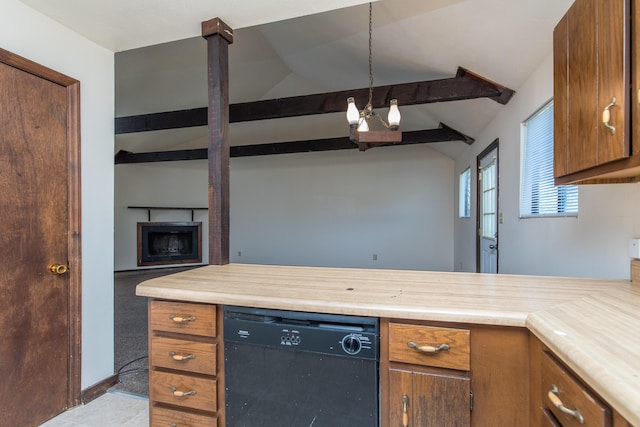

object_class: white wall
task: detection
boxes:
[115,160,210,270]
[1,1,115,389]
[454,52,640,279]
[115,144,455,272]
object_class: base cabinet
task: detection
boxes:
[381,319,530,427]
[148,299,223,426]
[530,335,633,427]
[389,368,471,426]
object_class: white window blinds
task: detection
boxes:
[520,100,578,217]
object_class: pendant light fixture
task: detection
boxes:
[346,2,402,151]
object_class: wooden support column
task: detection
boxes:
[202,18,233,265]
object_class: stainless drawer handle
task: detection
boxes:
[548,385,584,424]
[602,96,616,135]
[169,314,196,323]
[407,341,450,353]
[169,386,197,397]
[169,351,196,361]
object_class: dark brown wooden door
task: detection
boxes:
[0,51,80,426]
[389,368,471,427]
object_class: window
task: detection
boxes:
[520,100,578,217]
[459,167,471,218]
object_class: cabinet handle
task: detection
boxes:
[169,314,196,323]
[169,351,196,361]
[547,385,584,424]
[602,96,616,135]
[402,395,409,427]
[407,341,450,353]
[169,386,197,397]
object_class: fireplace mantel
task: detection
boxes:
[128,206,207,221]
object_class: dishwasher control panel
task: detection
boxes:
[224,306,379,360]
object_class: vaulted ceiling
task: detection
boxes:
[21,0,573,159]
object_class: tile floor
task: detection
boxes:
[39,391,148,427]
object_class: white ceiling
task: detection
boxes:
[21,0,573,159]
[19,0,373,51]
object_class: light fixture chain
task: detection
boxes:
[367,2,373,110]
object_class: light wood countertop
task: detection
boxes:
[136,263,640,425]
[527,287,640,425]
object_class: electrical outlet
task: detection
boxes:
[372,254,378,261]
[237,251,242,257]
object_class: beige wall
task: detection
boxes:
[1,0,115,389]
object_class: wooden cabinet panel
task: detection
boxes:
[388,323,470,371]
[541,352,610,427]
[553,0,633,183]
[554,12,569,177]
[566,0,598,174]
[413,371,471,426]
[389,369,413,426]
[151,406,217,427]
[151,336,216,375]
[597,0,629,164]
[542,408,563,427]
[150,300,217,337]
[389,368,470,427]
[150,371,217,413]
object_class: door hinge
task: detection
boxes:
[470,390,474,412]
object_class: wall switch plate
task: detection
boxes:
[628,239,640,258]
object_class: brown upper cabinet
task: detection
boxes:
[553,0,639,184]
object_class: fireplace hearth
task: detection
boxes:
[137,222,202,266]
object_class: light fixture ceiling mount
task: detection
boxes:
[346,2,402,151]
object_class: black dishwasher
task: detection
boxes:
[224,305,379,427]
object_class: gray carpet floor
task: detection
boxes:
[112,267,197,396]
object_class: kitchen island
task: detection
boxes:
[137,263,640,426]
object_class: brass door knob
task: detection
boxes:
[48,264,68,275]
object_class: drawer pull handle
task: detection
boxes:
[169,314,196,323]
[169,351,196,361]
[169,386,197,397]
[548,385,584,424]
[407,341,450,353]
[401,394,409,427]
[602,96,616,135]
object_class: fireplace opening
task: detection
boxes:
[137,222,202,266]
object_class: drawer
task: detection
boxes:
[388,323,470,370]
[150,371,217,413]
[151,406,217,427]
[150,300,216,337]
[151,337,216,375]
[541,352,610,427]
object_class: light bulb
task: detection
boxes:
[357,116,369,132]
[346,97,360,126]
[388,99,401,130]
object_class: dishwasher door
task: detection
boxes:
[224,306,379,427]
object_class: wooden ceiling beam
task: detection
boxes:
[114,123,474,163]
[115,67,514,134]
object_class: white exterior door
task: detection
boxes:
[477,143,499,273]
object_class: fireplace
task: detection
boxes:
[137,222,202,266]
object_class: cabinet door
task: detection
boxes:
[554,0,629,179]
[597,0,629,164]
[566,0,598,175]
[389,368,470,427]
